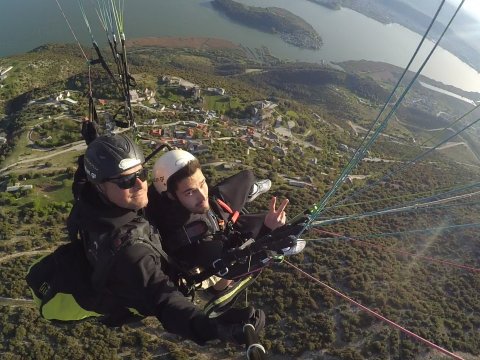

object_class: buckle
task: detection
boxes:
[212,259,229,277]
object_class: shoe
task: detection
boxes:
[247,179,272,202]
[281,239,306,256]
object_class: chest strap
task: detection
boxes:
[215,198,240,231]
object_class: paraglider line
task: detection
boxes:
[313,229,480,273]
[54,0,89,62]
[298,0,466,237]
[283,260,465,360]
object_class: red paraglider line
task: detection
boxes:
[314,229,480,273]
[284,260,465,360]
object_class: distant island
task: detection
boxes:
[211,0,323,50]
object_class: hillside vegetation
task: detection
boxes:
[212,0,322,49]
[0,43,479,360]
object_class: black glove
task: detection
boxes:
[81,120,98,145]
[214,306,265,345]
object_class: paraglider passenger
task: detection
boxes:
[146,149,306,292]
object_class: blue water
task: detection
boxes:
[1,0,479,92]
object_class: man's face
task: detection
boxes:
[174,168,210,214]
[100,165,149,210]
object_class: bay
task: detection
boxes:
[1,0,479,92]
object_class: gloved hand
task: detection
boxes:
[81,119,98,145]
[214,306,265,345]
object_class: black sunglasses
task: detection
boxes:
[106,168,148,189]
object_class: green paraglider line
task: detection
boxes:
[54,0,90,62]
[50,1,474,359]
[312,222,480,242]
[296,0,465,238]
[313,184,480,227]
[324,112,480,218]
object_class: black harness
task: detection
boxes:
[160,197,307,296]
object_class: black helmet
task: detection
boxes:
[84,134,145,183]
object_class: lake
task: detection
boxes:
[1,0,480,92]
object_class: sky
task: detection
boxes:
[455,0,480,19]
[447,0,480,52]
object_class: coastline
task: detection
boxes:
[126,36,240,50]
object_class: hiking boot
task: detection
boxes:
[281,239,306,256]
[247,179,272,202]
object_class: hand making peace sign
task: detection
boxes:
[264,196,289,230]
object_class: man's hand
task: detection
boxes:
[264,196,289,230]
[215,306,265,345]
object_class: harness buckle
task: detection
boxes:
[212,259,229,277]
[239,238,255,250]
[218,219,225,230]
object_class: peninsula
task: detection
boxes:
[211,0,322,50]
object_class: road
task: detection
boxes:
[0,249,51,264]
[347,120,408,145]
[0,296,35,307]
[0,141,87,175]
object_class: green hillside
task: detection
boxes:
[0,43,479,360]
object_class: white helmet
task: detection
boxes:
[152,149,197,193]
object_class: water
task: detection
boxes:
[1,0,480,92]
[419,82,478,106]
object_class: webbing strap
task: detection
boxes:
[216,198,240,224]
[91,41,119,88]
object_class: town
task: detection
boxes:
[0,72,331,193]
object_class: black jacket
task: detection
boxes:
[67,182,218,344]
[145,185,270,274]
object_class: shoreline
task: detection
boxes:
[126,36,241,50]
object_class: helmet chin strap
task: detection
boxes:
[95,183,106,194]
[95,183,117,207]
[166,191,177,201]
[95,183,138,211]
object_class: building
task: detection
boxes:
[182,121,199,127]
[265,131,279,141]
[174,130,187,138]
[252,100,278,110]
[63,98,78,105]
[187,142,209,155]
[144,88,156,99]
[129,90,145,103]
[287,180,307,188]
[6,183,33,193]
[207,87,225,96]
[149,128,163,137]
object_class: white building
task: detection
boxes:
[6,183,33,193]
